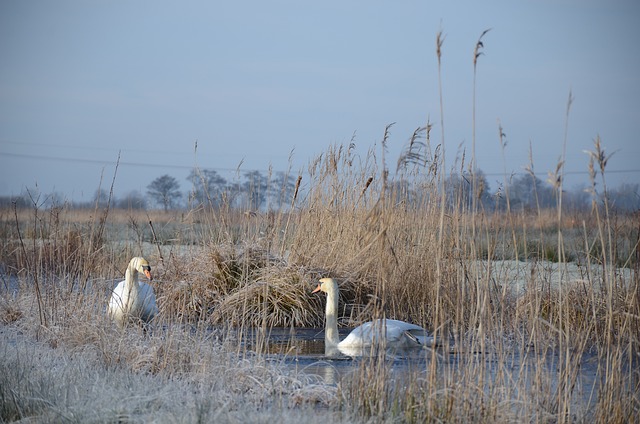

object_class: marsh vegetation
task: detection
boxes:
[1,32,638,423]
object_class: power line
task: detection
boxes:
[0,151,266,174]
[2,151,640,179]
[0,151,186,169]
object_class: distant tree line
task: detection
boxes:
[439,171,589,213]
[2,167,639,213]
[437,171,640,213]
[141,169,298,212]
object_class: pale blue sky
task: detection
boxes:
[1,1,639,201]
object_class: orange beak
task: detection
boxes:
[144,270,153,281]
[312,283,321,294]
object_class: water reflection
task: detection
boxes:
[249,327,439,385]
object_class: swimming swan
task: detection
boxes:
[313,277,434,356]
[108,257,158,327]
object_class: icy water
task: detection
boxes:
[240,326,603,410]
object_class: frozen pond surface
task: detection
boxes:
[470,259,635,294]
[237,326,604,410]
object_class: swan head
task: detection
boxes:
[130,257,153,281]
[312,277,337,294]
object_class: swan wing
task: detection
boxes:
[384,319,434,347]
[108,280,157,323]
[136,281,158,322]
[107,280,127,317]
[338,319,432,349]
[402,328,436,347]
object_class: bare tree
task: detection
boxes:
[147,175,182,211]
[93,189,110,208]
[187,168,227,209]
[444,170,492,212]
[508,174,554,211]
[242,170,268,210]
[609,183,640,212]
[116,190,146,209]
[267,172,297,211]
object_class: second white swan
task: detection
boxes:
[108,257,158,327]
[313,277,434,356]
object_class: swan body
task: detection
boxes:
[313,278,434,356]
[108,257,158,327]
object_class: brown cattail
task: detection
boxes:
[362,177,374,196]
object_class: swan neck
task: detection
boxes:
[125,264,140,291]
[324,283,340,348]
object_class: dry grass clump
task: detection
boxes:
[209,266,317,328]
[209,267,373,329]
[155,242,369,328]
[157,245,313,326]
[0,296,22,324]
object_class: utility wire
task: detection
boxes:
[2,151,639,179]
[0,151,269,174]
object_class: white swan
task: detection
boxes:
[313,277,434,356]
[108,257,158,327]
